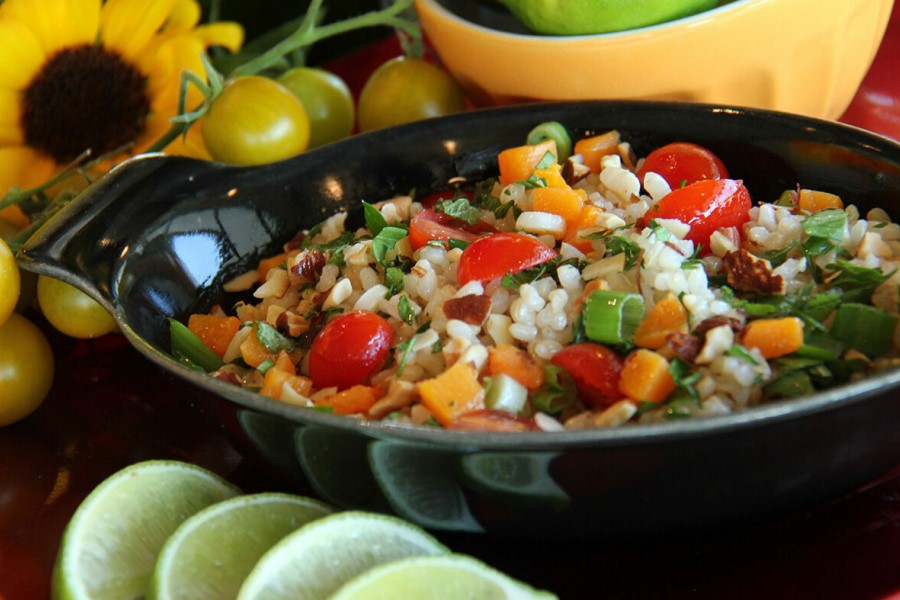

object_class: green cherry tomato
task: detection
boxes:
[201,76,311,166]
[0,237,20,326]
[357,56,467,133]
[277,67,355,149]
[36,275,118,339]
[0,313,54,426]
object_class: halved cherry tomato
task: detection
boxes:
[636,142,729,190]
[408,208,497,251]
[418,189,472,210]
[550,343,623,409]
[446,409,539,432]
[640,178,752,252]
[308,311,393,390]
[457,232,557,286]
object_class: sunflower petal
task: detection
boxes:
[0,146,59,197]
[0,0,100,55]
[0,89,24,146]
[142,34,207,114]
[0,20,46,91]
[192,22,244,54]
[100,0,180,61]
[165,0,201,31]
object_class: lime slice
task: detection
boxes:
[331,553,558,600]
[147,493,334,600]
[368,440,483,532]
[237,511,449,600]
[51,460,241,600]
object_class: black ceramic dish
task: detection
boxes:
[18,101,900,539]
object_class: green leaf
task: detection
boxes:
[255,321,296,352]
[648,219,672,242]
[668,358,701,402]
[362,201,388,236]
[435,197,482,225]
[384,266,405,296]
[500,258,559,289]
[372,225,408,264]
[604,235,642,271]
[398,295,418,325]
[826,259,893,303]
[802,208,847,242]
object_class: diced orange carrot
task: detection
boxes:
[573,130,620,174]
[417,362,485,426]
[798,189,843,212]
[260,368,311,401]
[188,313,241,358]
[239,327,274,367]
[317,385,379,415]
[563,205,602,253]
[497,140,557,186]
[617,349,677,403]
[487,343,545,390]
[632,293,689,350]
[533,162,568,189]
[257,252,288,284]
[533,186,585,225]
[740,317,804,359]
[273,349,296,375]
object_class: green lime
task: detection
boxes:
[51,460,241,600]
[236,511,449,600]
[368,440,483,533]
[147,493,334,600]
[331,553,558,599]
[498,0,720,35]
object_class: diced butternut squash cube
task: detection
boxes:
[533,186,585,225]
[418,362,485,426]
[798,189,843,212]
[573,130,620,174]
[487,343,545,390]
[741,317,804,359]
[497,140,557,186]
[188,314,241,358]
[618,349,677,403]
[632,294,689,350]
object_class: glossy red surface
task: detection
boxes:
[3,8,900,597]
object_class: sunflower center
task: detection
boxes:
[21,44,151,165]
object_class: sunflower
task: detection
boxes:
[0,0,243,225]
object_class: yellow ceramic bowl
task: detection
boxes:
[415,0,894,120]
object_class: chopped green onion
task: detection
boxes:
[526,121,572,162]
[484,373,528,414]
[582,290,645,345]
[257,359,274,374]
[168,317,224,373]
[796,330,844,361]
[829,303,898,356]
[764,370,815,398]
[531,365,577,414]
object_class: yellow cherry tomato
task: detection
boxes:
[357,56,467,133]
[201,76,311,166]
[0,237,19,326]
[0,313,54,426]
[277,67,355,149]
[36,276,117,339]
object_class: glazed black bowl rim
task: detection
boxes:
[19,98,900,451]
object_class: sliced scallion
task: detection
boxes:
[582,290,645,345]
[764,370,815,398]
[829,302,898,357]
[168,317,224,373]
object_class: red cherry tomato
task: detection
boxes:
[550,343,624,409]
[636,142,729,190]
[457,232,558,286]
[309,311,393,390]
[446,409,539,432]
[408,208,497,251]
[418,189,471,210]
[640,178,752,252]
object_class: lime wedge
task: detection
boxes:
[51,460,241,600]
[237,511,449,600]
[147,493,334,600]
[331,553,558,600]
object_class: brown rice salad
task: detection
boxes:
[172,123,900,432]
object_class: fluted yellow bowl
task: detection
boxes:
[415,0,894,120]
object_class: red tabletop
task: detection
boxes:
[2,6,900,599]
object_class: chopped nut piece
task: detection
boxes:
[723,248,785,294]
[561,156,591,186]
[290,248,326,283]
[275,310,309,337]
[664,332,703,363]
[443,294,492,326]
[368,380,417,419]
